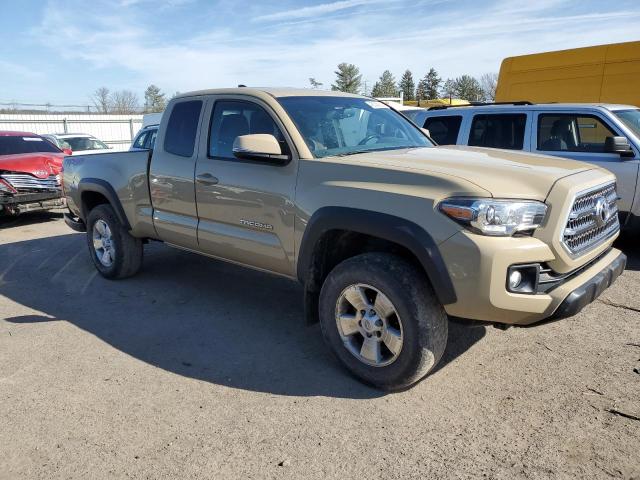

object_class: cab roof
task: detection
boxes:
[174,87,363,100]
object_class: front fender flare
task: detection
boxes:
[297,207,457,306]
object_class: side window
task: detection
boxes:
[133,131,149,149]
[424,116,462,145]
[469,114,526,150]
[146,129,158,149]
[209,100,287,159]
[164,100,202,157]
[538,114,616,153]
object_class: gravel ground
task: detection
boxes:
[1,212,639,480]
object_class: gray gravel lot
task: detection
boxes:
[1,212,639,479]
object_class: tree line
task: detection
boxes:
[86,67,496,116]
[90,84,170,114]
[325,63,498,102]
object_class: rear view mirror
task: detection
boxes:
[233,134,290,165]
[62,148,73,155]
[605,136,635,158]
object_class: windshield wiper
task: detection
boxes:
[335,150,371,157]
[334,146,420,157]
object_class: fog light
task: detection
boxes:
[506,264,540,294]
[508,270,522,289]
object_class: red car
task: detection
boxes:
[0,131,68,217]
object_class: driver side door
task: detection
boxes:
[194,97,298,277]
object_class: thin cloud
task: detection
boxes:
[20,0,640,103]
[253,0,383,22]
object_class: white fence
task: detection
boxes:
[0,114,144,151]
[376,92,404,105]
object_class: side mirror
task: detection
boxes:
[605,136,635,158]
[421,128,431,138]
[62,148,73,155]
[233,134,290,165]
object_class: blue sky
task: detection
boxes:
[1,0,639,105]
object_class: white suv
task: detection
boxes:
[419,103,640,229]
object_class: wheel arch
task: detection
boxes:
[297,207,457,324]
[78,178,131,230]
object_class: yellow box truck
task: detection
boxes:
[496,41,640,107]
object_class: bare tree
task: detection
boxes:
[309,77,323,89]
[92,87,111,113]
[110,90,140,114]
[479,72,499,102]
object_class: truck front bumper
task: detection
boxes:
[551,251,626,319]
[439,230,625,325]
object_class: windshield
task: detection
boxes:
[402,110,428,127]
[0,136,61,155]
[277,96,432,158]
[64,137,109,151]
[614,109,640,137]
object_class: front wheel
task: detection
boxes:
[86,204,143,279]
[319,253,448,390]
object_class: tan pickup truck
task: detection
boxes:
[62,88,626,390]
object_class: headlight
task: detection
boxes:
[439,198,547,236]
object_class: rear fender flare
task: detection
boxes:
[78,178,131,230]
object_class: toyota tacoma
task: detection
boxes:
[62,88,626,389]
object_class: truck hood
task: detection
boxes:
[349,145,596,200]
[0,153,63,178]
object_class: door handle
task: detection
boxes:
[196,173,219,185]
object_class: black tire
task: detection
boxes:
[319,253,448,390]
[86,204,143,279]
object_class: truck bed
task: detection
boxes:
[62,150,155,237]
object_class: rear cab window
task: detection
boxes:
[469,114,527,150]
[164,100,203,157]
[424,116,462,145]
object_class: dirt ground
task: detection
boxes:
[1,212,639,480]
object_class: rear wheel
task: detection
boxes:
[86,204,143,279]
[319,253,448,390]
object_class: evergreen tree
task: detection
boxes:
[331,63,362,93]
[423,68,442,100]
[144,84,166,113]
[416,77,428,101]
[371,70,397,97]
[441,78,457,100]
[398,70,415,101]
[453,75,484,102]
